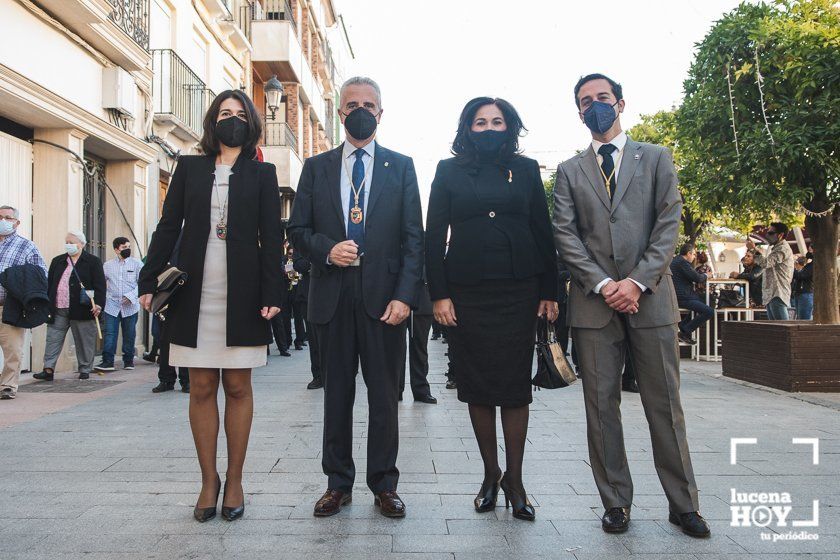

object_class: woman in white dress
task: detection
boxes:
[139,91,283,522]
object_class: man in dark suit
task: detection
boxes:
[671,244,712,345]
[288,76,423,519]
[553,74,708,538]
[293,251,322,389]
[398,279,437,404]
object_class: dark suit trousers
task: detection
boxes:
[307,316,321,381]
[398,313,432,398]
[572,314,699,513]
[157,320,189,386]
[315,266,405,494]
[280,290,293,347]
[269,313,289,351]
[292,300,307,345]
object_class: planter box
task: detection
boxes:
[722,321,840,392]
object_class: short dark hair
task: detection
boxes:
[451,97,527,166]
[112,236,130,249]
[769,222,789,235]
[200,90,263,158]
[678,243,695,256]
[574,73,623,108]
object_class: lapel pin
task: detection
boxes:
[634,154,640,160]
[384,161,389,167]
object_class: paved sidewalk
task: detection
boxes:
[0,339,837,559]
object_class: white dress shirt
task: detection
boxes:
[340,140,375,233]
[589,131,647,295]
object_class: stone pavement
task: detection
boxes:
[0,338,838,559]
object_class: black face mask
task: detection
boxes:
[469,129,508,155]
[343,108,378,141]
[215,116,249,148]
[120,248,131,259]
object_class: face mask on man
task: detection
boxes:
[582,100,619,135]
[120,248,131,259]
[469,130,508,155]
[0,221,15,236]
[65,243,80,256]
[215,116,248,148]
[343,107,378,141]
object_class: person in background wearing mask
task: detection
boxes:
[138,90,283,523]
[791,249,813,320]
[0,205,47,399]
[95,237,143,372]
[746,222,794,320]
[426,97,558,521]
[553,74,708,537]
[288,76,423,519]
[34,231,105,382]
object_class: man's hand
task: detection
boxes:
[538,300,559,322]
[746,238,756,251]
[729,271,739,279]
[261,306,281,320]
[433,298,457,327]
[328,241,359,267]
[139,294,152,311]
[380,300,410,325]
[603,279,642,314]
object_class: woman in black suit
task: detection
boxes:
[426,97,558,520]
[34,231,105,381]
[139,90,283,522]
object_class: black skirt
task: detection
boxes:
[447,277,540,407]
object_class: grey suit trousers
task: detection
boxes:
[573,314,699,513]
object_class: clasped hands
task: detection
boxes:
[602,279,641,314]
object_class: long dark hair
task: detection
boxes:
[451,97,527,166]
[200,90,262,157]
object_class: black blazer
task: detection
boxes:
[425,156,558,301]
[287,142,424,324]
[139,154,284,347]
[47,251,106,321]
[670,256,706,300]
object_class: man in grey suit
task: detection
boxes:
[553,74,709,538]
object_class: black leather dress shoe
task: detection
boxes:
[152,382,175,393]
[314,489,351,517]
[622,379,640,393]
[602,506,631,533]
[374,490,406,518]
[414,394,437,404]
[307,378,323,390]
[669,511,711,538]
[279,349,291,357]
[445,379,457,390]
[78,373,90,380]
[33,370,54,381]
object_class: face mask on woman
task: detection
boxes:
[215,116,249,148]
[469,129,508,155]
[65,243,80,256]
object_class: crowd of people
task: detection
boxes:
[4,71,834,538]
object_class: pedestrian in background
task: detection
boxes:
[792,251,813,320]
[747,223,794,320]
[671,244,713,345]
[730,252,763,306]
[34,231,104,381]
[96,237,142,372]
[397,277,437,404]
[0,205,47,399]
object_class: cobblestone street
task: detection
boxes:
[0,339,838,559]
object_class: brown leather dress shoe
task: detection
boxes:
[313,489,351,517]
[374,490,406,518]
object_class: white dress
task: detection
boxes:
[170,164,268,369]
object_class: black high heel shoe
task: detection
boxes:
[500,473,535,521]
[221,480,245,521]
[193,474,221,522]
[474,473,502,512]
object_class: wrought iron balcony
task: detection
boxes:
[152,49,212,139]
[264,120,298,153]
[254,0,297,36]
[107,0,150,51]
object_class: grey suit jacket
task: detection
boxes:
[553,138,681,329]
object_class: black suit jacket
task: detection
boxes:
[425,156,558,301]
[287,142,424,325]
[139,154,284,347]
[47,251,106,321]
[670,255,706,300]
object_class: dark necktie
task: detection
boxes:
[598,143,617,200]
[347,148,365,254]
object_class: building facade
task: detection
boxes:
[0,0,351,373]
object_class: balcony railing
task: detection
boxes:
[152,49,212,138]
[264,120,298,154]
[232,0,252,41]
[254,0,297,36]
[107,0,150,51]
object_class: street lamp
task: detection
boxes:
[264,75,284,120]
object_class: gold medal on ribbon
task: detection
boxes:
[350,206,363,224]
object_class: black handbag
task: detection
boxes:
[717,288,745,309]
[68,258,93,308]
[532,317,577,390]
[150,266,187,320]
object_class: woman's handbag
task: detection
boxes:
[532,317,577,389]
[150,266,188,320]
[68,258,94,307]
[717,288,745,309]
